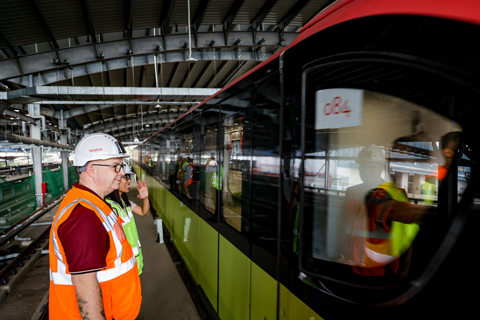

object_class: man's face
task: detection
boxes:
[358,161,384,186]
[89,158,125,194]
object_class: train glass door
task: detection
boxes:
[298,59,474,304]
[221,115,244,232]
[201,123,219,216]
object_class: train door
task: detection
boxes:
[217,92,253,320]
[199,107,220,220]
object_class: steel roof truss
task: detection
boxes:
[0,31,295,83]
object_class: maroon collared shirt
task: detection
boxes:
[57,183,111,274]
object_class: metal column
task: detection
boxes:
[28,104,43,208]
[60,118,69,191]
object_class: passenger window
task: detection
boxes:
[222,115,244,232]
[300,86,466,285]
[202,124,218,214]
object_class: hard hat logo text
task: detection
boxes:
[89,148,103,152]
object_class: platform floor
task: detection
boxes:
[0,180,199,320]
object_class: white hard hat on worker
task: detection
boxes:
[74,133,129,198]
[74,133,129,168]
[356,145,386,187]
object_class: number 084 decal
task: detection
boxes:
[315,88,364,130]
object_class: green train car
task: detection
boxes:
[132,1,480,319]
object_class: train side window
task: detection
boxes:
[201,124,218,215]
[300,85,466,289]
[221,115,244,232]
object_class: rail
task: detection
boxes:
[0,192,65,247]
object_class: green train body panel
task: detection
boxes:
[251,262,277,320]
[198,218,219,311]
[279,284,323,320]
[219,235,250,320]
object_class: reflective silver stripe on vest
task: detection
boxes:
[364,247,397,264]
[96,255,136,282]
[49,256,137,284]
[132,245,140,256]
[50,198,128,284]
[350,228,395,240]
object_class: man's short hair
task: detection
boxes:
[441,132,461,151]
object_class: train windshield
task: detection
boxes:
[300,88,467,280]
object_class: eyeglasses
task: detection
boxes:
[92,163,125,173]
[122,174,132,181]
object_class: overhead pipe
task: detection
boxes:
[186,0,197,63]
[22,121,27,136]
[0,132,74,150]
[29,114,48,139]
[33,100,200,105]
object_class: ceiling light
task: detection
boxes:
[146,124,150,127]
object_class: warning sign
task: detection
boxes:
[315,88,363,129]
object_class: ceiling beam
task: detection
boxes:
[180,62,198,87]
[80,0,97,43]
[205,61,230,87]
[192,0,212,32]
[5,86,219,105]
[139,66,146,87]
[0,32,24,74]
[159,0,176,33]
[167,63,180,87]
[1,31,297,83]
[218,61,248,87]
[86,112,180,133]
[276,0,312,31]
[124,0,134,38]
[191,61,213,88]
[107,70,113,87]
[30,0,59,49]
[222,0,246,31]
[115,126,161,140]
[0,32,18,58]
[250,0,279,30]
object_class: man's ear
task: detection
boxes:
[85,163,96,177]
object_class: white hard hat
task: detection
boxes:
[123,160,137,180]
[356,146,386,165]
[74,133,129,167]
[123,160,135,175]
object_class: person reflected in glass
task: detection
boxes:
[343,146,426,278]
[184,156,194,200]
[426,132,461,190]
[105,161,150,275]
[205,152,219,209]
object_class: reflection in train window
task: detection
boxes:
[301,88,467,284]
[222,116,244,232]
[202,124,218,214]
[178,132,193,200]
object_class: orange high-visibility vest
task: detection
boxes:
[349,183,419,276]
[186,163,196,186]
[49,185,142,320]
